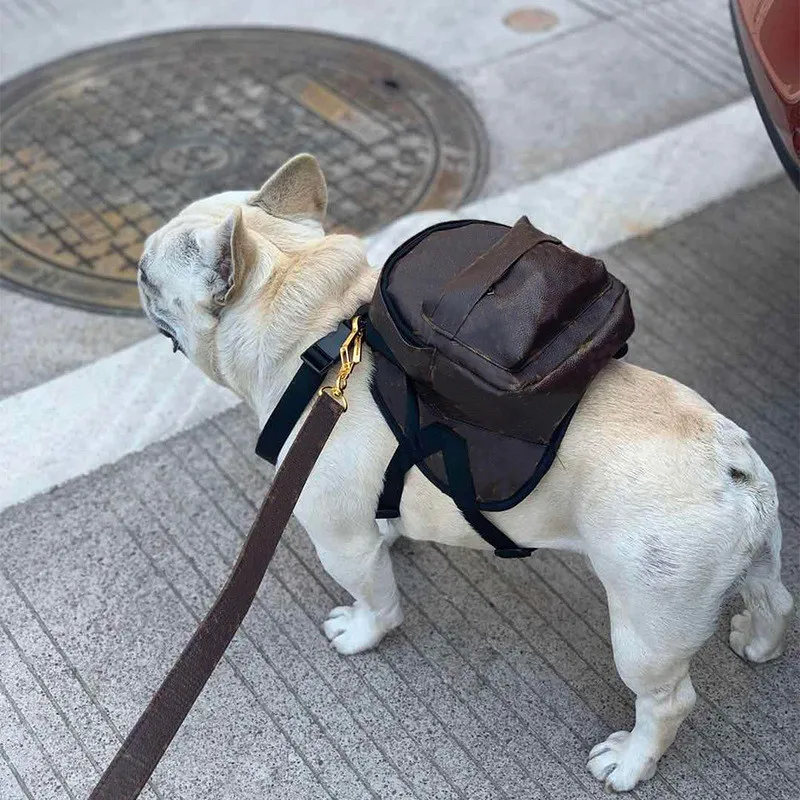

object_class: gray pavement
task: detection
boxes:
[0,289,151,399]
[1,177,797,800]
[0,0,751,392]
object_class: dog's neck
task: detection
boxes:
[213,233,377,426]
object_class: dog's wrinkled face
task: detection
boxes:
[137,153,328,372]
[138,191,249,358]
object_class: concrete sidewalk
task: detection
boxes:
[1,177,797,800]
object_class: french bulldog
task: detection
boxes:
[138,153,794,792]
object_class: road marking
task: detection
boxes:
[0,338,238,510]
[366,98,782,264]
[0,98,782,512]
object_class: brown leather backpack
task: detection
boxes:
[365,216,634,556]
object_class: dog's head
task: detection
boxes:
[137,153,328,376]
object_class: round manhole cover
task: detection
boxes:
[0,28,488,314]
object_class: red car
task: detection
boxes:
[731,0,800,189]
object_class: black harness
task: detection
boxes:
[255,316,537,558]
[255,320,356,464]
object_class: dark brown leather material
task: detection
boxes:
[368,216,634,508]
[425,219,559,339]
[90,392,345,800]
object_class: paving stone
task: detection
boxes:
[460,14,744,193]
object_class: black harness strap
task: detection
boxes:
[418,424,534,557]
[375,444,413,519]
[375,367,533,558]
[376,374,420,519]
[256,321,354,465]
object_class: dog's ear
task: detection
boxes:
[249,153,327,225]
[212,206,254,306]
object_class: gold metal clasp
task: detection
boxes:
[320,315,365,410]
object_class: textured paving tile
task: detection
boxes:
[0,178,797,799]
[575,0,745,95]
[617,0,747,97]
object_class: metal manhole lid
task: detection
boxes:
[0,28,488,315]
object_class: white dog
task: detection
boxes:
[138,154,794,792]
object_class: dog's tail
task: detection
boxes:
[716,418,778,548]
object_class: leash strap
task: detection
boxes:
[255,321,354,464]
[90,390,346,800]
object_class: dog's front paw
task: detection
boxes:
[587,731,657,792]
[322,600,403,655]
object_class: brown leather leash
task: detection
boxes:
[90,318,364,800]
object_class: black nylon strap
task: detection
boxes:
[375,442,413,519]
[363,316,400,366]
[419,424,534,557]
[377,374,420,519]
[256,321,353,465]
[378,417,533,557]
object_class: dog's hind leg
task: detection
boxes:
[307,518,404,655]
[582,523,737,793]
[729,514,794,663]
[586,591,699,792]
[718,427,795,661]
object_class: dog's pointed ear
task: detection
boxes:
[249,153,327,225]
[213,206,254,306]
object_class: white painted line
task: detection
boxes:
[365,97,783,265]
[0,337,238,510]
[0,98,782,512]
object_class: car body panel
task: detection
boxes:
[732,0,800,188]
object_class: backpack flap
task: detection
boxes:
[421,218,559,341]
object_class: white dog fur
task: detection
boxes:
[138,154,794,792]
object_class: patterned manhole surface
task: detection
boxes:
[0,28,488,314]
